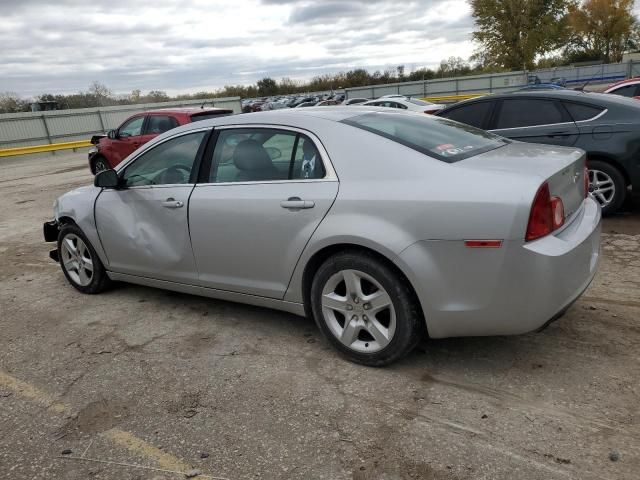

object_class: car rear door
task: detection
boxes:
[188,126,339,299]
[95,128,209,283]
[489,98,579,147]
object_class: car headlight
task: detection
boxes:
[89,146,98,155]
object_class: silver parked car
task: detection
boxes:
[44,108,602,366]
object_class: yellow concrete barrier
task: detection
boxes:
[421,93,487,103]
[0,139,92,157]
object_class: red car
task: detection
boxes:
[602,77,640,99]
[88,107,233,173]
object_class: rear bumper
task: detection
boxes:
[398,197,602,338]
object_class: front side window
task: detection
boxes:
[209,129,325,183]
[146,115,179,134]
[439,101,493,129]
[122,131,207,187]
[494,99,566,129]
[342,111,506,162]
[118,116,144,137]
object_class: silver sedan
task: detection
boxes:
[44,108,602,366]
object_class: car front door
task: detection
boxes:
[188,127,339,299]
[489,98,579,147]
[110,115,147,166]
[94,129,209,283]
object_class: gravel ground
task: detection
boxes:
[1,151,639,480]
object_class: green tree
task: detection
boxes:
[257,77,278,96]
[566,0,637,63]
[471,0,570,70]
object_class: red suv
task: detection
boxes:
[88,107,233,173]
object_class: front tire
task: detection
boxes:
[58,224,111,294]
[588,160,626,215]
[90,155,109,175]
[310,251,424,366]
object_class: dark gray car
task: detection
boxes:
[436,90,640,214]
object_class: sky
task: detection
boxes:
[0,0,476,97]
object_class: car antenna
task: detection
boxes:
[575,78,591,92]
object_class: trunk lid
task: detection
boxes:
[458,142,587,220]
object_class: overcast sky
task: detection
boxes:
[0,0,476,97]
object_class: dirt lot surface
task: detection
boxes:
[1,151,639,480]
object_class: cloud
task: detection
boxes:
[0,0,474,97]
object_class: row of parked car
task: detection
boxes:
[89,78,640,215]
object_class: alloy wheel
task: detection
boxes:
[94,158,108,173]
[60,233,94,287]
[588,168,615,207]
[321,269,396,353]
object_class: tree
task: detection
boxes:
[145,90,169,102]
[0,92,28,113]
[566,0,637,63]
[130,89,141,103]
[88,81,112,106]
[257,77,278,96]
[471,0,570,70]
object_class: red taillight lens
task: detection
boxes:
[526,183,565,241]
[584,166,589,198]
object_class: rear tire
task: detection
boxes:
[310,250,424,366]
[588,159,626,215]
[58,224,111,294]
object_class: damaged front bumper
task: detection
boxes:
[43,220,60,262]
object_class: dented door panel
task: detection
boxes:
[95,186,197,283]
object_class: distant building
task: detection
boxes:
[30,101,58,112]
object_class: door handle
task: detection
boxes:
[547,131,571,137]
[161,198,184,208]
[280,197,315,210]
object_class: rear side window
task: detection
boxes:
[342,112,507,162]
[610,84,638,97]
[146,115,179,134]
[439,101,493,129]
[494,99,565,129]
[563,102,605,121]
[209,129,324,183]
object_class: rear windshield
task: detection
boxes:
[341,112,507,162]
[191,111,233,122]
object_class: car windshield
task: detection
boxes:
[407,98,432,106]
[342,112,507,162]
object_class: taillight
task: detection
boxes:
[424,110,435,115]
[525,183,564,241]
[584,166,589,198]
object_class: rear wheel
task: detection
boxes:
[58,224,111,294]
[588,160,626,215]
[310,251,424,366]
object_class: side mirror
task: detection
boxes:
[107,129,117,140]
[94,169,119,188]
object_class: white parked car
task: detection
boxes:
[362,97,445,114]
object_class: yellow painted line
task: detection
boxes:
[0,140,92,157]
[102,428,195,473]
[421,93,486,103]
[0,370,68,414]
[0,369,214,478]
